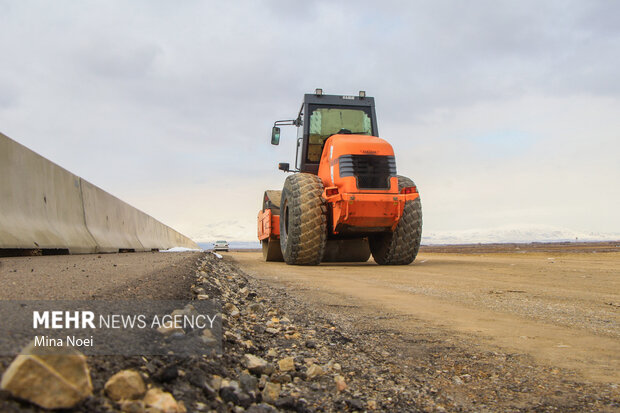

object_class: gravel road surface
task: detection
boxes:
[231,250,620,385]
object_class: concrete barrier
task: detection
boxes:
[0,132,198,253]
[136,214,169,251]
[80,180,146,252]
[0,133,97,253]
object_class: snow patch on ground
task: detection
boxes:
[198,241,260,250]
[160,247,204,252]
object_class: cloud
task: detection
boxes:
[1,1,618,241]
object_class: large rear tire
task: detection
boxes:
[279,173,327,265]
[370,176,422,265]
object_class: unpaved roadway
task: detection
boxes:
[1,247,619,411]
[230,249,620,385]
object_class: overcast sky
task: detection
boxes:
[1,1,619,242]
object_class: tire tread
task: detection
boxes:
[370,175,423,265]
[280,174,327,265]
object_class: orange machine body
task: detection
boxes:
[258,133,419,241]
[318,134,419,234]
[257,208,280,241]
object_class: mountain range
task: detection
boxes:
[191,222,619,249]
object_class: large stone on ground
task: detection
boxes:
[261,381,281,404]
[0,342,92,409]
[143,388,186,413]
[277,357,295,372]
[241,353,268,374]
[306,364,324,380]
[104,369,146,401]
[223,303,240,317]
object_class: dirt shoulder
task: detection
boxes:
[0,251,201,300]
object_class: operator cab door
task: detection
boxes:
[295,119,304,171]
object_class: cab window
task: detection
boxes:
[306,106,373,163]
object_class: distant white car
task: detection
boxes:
[213,240,229,252]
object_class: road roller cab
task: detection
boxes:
[258,90,422,265]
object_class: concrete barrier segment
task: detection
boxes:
[0,133,97,253]
[0,132,198,253]
[79,179,146,253]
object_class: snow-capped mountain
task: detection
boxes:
[422,225,620,245]
[189,220,620,246]
[189,220,255,243]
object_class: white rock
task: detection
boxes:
[241,354,268,374]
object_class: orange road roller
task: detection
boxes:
[258,89,422,265]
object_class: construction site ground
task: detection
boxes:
[0,243,618,411]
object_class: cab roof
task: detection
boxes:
[303,93,375,108]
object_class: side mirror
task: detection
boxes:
[278,163,290,172]
[271,127,281,145]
